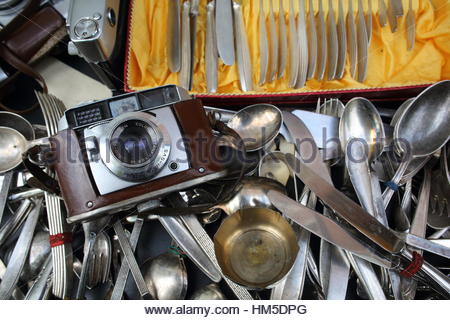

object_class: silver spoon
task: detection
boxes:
[339,97,388,299]
[191,283,226,300]
[141,251,188,300]
[382,80,450,208]
[227,104,282,152]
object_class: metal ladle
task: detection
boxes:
[227,104,283,152]
[383,80,450,207]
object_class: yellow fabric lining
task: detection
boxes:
[126,0,450,94]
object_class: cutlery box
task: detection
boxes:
[123,0,450,109]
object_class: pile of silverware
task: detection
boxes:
[0,79,449,300]
[168,0,416,92]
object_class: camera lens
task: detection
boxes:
[110,120,159,165]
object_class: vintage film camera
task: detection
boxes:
[66,0,127,90]
[53,85,228,223]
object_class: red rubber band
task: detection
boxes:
[400,251,424,278]
[49,232,73,248]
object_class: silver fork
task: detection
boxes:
[35,92,73,299]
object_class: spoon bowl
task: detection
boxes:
[0,112,35,141]
[141,252,187,300]
[340,98,385,162]
[258,151,291,186]
[394,81,450,157]
[227,104,282,152]
[0,127,27,173]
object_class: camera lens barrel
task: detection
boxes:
[98,112,171,182]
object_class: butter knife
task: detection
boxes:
[288,0,298,87]
[278,0,288,79]
[167,0,181,72]
[335,0,347,79]
[216,0,235,66]
[316,0,327,81]
[347,0,357,78]
[233,1,253,91]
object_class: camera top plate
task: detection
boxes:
[59,85,191,131]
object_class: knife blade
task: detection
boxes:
[167,0,181,72]
[283,111,404,253]
[291,109,340,150]
[286,154,404,253]
[268,191,394,268]
[285,111,386,299]
[216,0,235,66]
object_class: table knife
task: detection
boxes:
[216,0,235,66]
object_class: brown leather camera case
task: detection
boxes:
[51,99,227,223]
